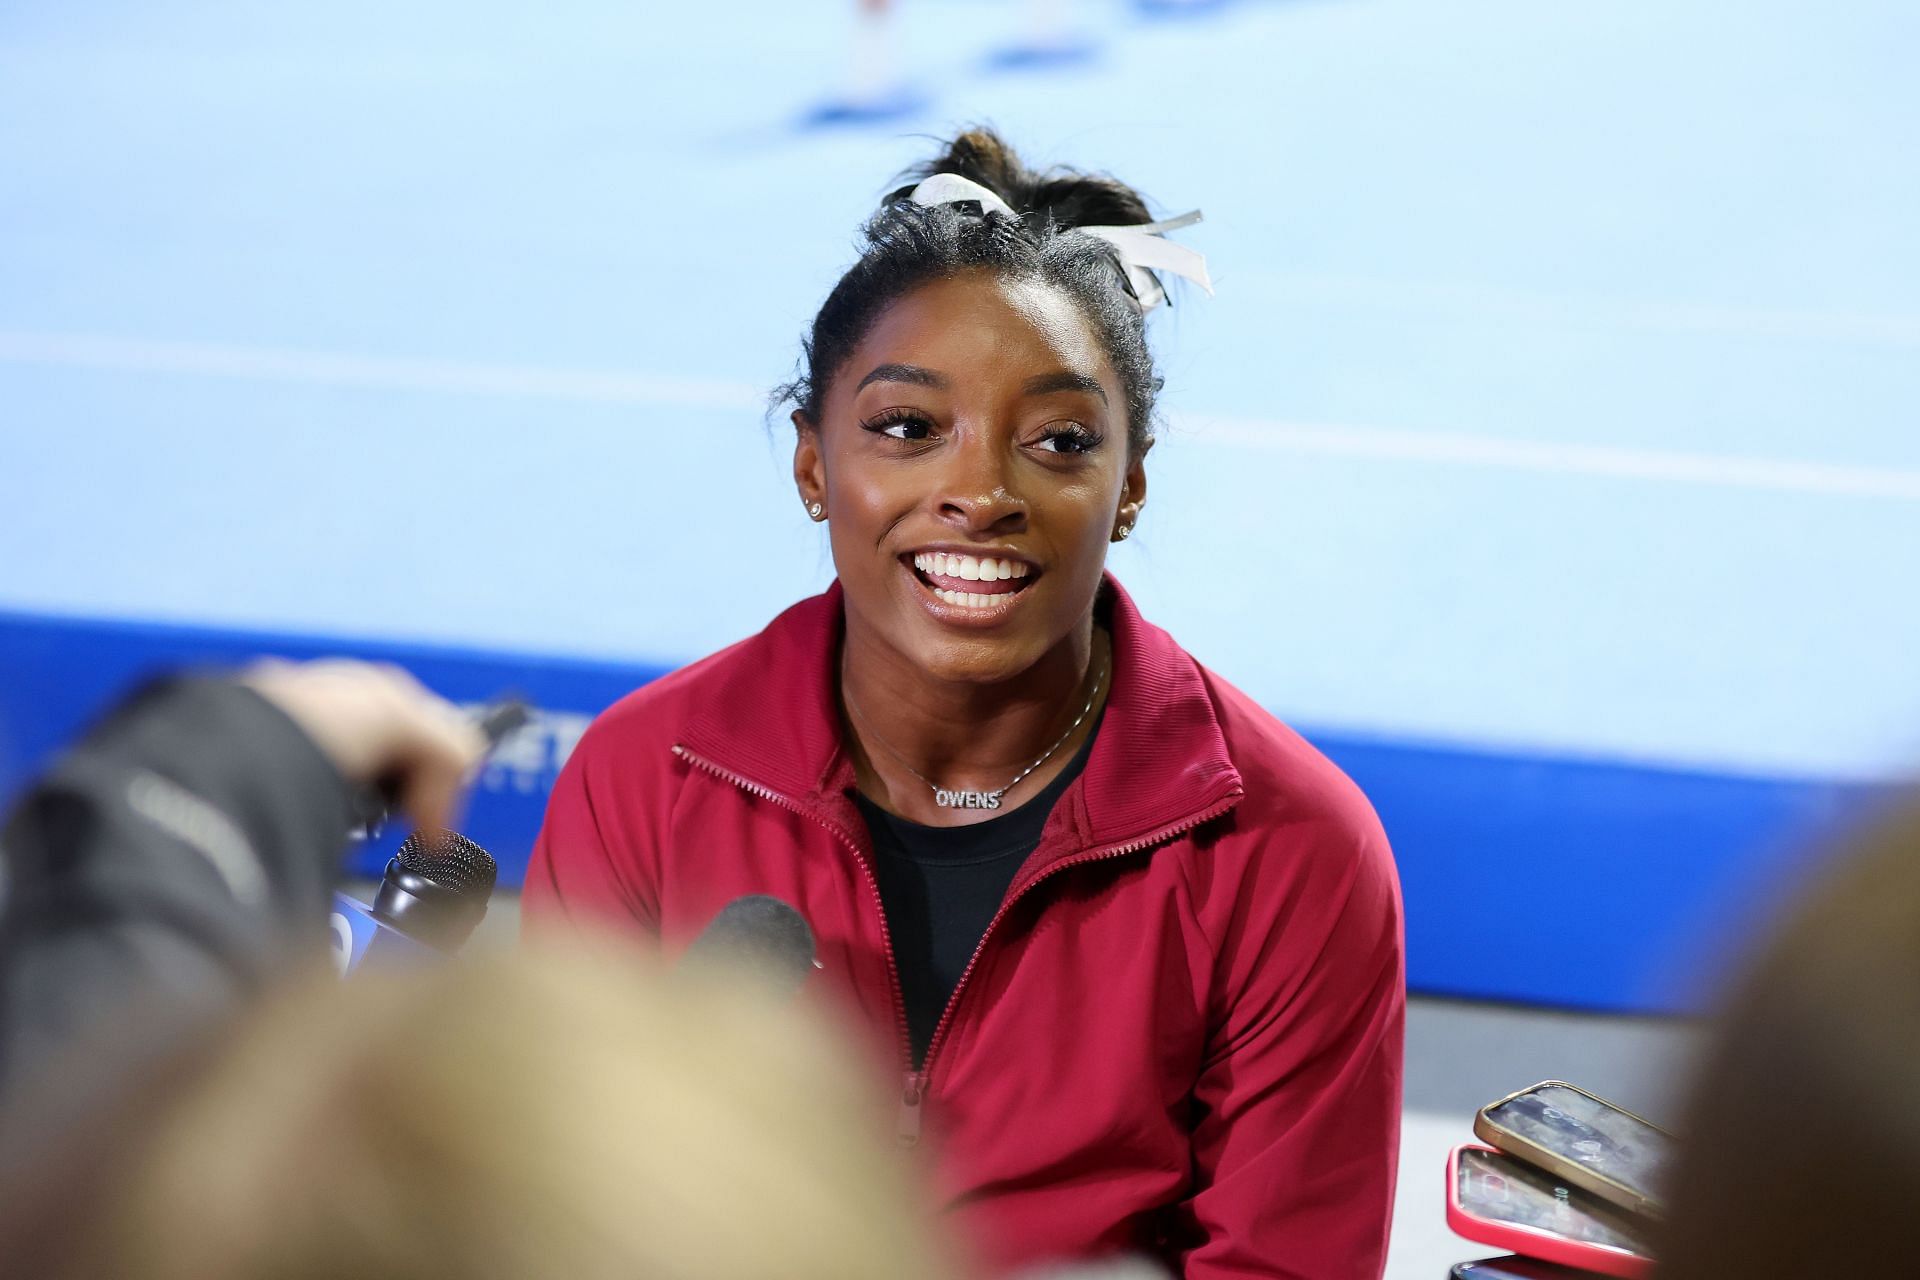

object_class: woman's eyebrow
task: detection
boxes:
[855,363,948,392]
[1022,371,1108,403]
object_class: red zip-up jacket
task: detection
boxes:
[525,578,1404,1278]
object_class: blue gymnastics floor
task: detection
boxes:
[2,0,1917,1009]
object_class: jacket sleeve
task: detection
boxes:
[0,677,353,1100]
[1174,809,1406,1280]
[521,721,661,938]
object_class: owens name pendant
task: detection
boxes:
[842,644,1108,819]
[936,788,1003,810]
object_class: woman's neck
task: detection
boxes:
[838,614,1107,827]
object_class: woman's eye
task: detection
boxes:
[1036,424,1102,454]
[862,411,936,441]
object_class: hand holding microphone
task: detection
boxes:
[239,659,490,832]
[0,657,513,1096]
[240,660,519,973]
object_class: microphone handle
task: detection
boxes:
[329,892,435,975]
[350,696,534,833]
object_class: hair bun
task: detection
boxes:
[886,126,1154,232]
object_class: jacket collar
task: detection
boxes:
[677,575,1243,853]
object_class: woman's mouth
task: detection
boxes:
[904,551,1038,614]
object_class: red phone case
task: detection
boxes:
[1446,1144,1653,1280]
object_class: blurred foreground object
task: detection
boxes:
[1657,793,1920,1280]
[0,661,483,1100]
[677,893,818,998]
[3,937,964,1280]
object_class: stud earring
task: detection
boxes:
[1114,524,1132,541]
[807,502,824,520]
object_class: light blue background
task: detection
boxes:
[2,1,1917,1007]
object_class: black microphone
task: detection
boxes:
[679,895,818,998]
[365,828,498,954]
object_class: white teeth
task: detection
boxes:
[912,552,1033,582]
[933,589,1003,609]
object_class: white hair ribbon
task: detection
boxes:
[908,172,1021,219]
[907,172,1212,313]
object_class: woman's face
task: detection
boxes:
[795,270,1146,686]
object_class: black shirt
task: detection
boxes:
[853,715,1100,1068]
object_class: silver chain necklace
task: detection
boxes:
[842,642,1109,812]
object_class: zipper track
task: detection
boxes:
[916,795,1241,1074]
[672,745,917,1075]
[676,743,1239,1144]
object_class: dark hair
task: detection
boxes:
[1655,794,1920,1280]
[779,127,1167,454]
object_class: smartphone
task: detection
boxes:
[1451,1255,1611,1279]
[1446,1144,1655,1279]
[1474,1080,1673,1219]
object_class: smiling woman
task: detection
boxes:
[796,269,1136,804]
[525,129,1405,1280]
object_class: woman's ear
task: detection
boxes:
[1113,440,1150,541]
[792,410,828,521]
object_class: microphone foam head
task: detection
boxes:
[680,895,817,999]
[395,829,498,898]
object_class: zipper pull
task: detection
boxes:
[898,1070,928,1148]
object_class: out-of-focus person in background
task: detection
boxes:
[1655,795,1920,1280]
[848,0,899,106]
[528,127,1404,1278]
[0,936,965,1280]
[0,659,482,1103]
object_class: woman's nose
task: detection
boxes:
[935,439,1028,534]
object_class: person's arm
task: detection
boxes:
[0,663,482,1098]
[1172,814,1405,1280]
[521,721,661,937]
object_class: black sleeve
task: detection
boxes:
[0,676,357,1098]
